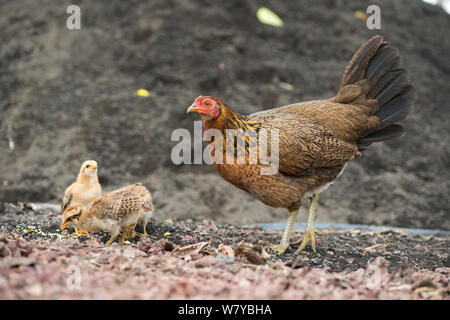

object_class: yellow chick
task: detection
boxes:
[61,160,102,236]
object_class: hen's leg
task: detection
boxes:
[294,193,321,253]
[269,209,299,254]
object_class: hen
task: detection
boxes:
[187,35,415,254]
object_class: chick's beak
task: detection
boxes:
[91,166,97,170]
[60,223,68,230]
[186,104,198,114]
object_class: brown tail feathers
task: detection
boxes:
[336,35,416,151]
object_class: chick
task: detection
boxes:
[60,189,154,245]
[116,183,154,237]
[61,160,102,236]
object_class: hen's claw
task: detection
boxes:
[295,227,321,253]
[269,243,289,255]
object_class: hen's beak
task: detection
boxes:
[186,105,198,114]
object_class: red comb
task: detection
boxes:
[194,96,203,104]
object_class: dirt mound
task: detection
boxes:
[0,0,449,229]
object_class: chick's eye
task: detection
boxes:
[86,165,90,168]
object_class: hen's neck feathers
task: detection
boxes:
[202,104,262,159]
[203,104,259,132]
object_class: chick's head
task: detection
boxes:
[60,206,84,230]
[80,160,98,177]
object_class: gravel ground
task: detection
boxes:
[0,203,448,299]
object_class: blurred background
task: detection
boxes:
[0,0,449,229]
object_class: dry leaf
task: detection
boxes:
[171,241,210,259]
[234,242,266,265]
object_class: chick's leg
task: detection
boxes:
[132,215,150,237]
[106,228,120,245]
[119,227,131,245]
[128,223,139,238]
[269,209,299,254]
[74,227,90,236]
[141,217,149,237]
[294,193,321,253]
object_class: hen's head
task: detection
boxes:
[187,96,222,119]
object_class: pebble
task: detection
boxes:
[322,259,333,267]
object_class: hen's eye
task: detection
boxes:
[205,101,211,106]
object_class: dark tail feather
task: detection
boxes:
[339,35,416,150]
[374,87,415,128]
[340,35,384,88]
[358,124,405,145]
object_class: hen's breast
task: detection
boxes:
[213,162,301,209]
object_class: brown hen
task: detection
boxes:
[187,35,415,254]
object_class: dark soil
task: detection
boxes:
[1,203,448,273]
[0,0,449,230]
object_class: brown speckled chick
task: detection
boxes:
[60,189,154,245]
[116,183,155,237]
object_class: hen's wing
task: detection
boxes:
[61,186,74,214]
[248,108,358,176]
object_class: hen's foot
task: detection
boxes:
[295,227,321,253]
[269,209,299,255]
[269,243,289,255]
